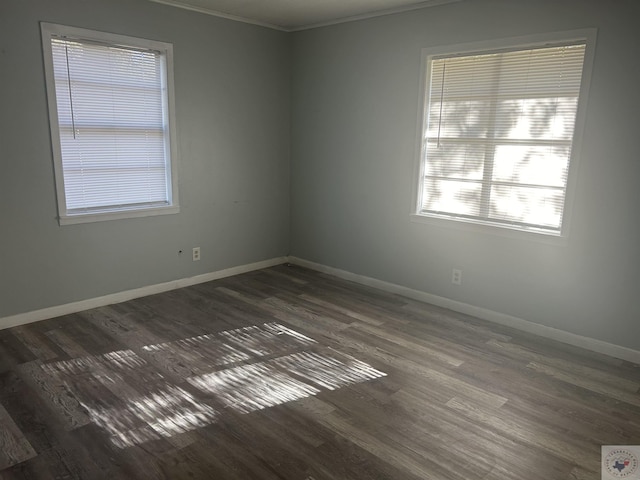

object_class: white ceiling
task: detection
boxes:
[148,0,461,31]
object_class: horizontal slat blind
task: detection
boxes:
[420,43,586,233]
[51,38,170,214]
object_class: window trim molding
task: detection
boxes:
[411,28,597,241]
[41,22,180,226]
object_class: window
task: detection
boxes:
[41,23,179,225]
[414,32,594,236]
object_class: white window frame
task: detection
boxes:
[41,23,180,225]
[411,29,596,241]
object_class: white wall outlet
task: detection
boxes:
[452,268,462,285]
[192,247,201,261]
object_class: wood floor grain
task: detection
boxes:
[0,264,639,479]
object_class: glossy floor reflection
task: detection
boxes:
[41,322,386,448]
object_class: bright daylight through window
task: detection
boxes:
[41,23,179,225]
[415,35,591,236]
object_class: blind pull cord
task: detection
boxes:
[64,44,77,139]
[436,62,446,148]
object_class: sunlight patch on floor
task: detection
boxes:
[40,322,385,448]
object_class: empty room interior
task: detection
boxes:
[1,0,639,478]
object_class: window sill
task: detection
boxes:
[59,205,180,226]
[409,213,569,246]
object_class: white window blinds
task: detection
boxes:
[418,42,587,234]
[42,24,178,224]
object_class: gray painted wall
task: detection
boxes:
[290,0,640,350]
[1,0,638,353]
[0,0,291,318]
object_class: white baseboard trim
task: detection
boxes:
[288,256,640,365]
[0,257,288,331]
[4,254,638,364]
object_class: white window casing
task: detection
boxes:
[412,30,596,239]
[41,23,179,225]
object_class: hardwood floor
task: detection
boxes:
[0,264,638,479]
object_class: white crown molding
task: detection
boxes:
[0,257,287,331]
[147,0,462,32]
[290,0,463,32]
[287,256,640,365]
[147,0,288,31]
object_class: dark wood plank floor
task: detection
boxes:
[0,264,638,479]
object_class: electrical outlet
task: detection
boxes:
[452,268,462,286]
[192,247,201,261]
